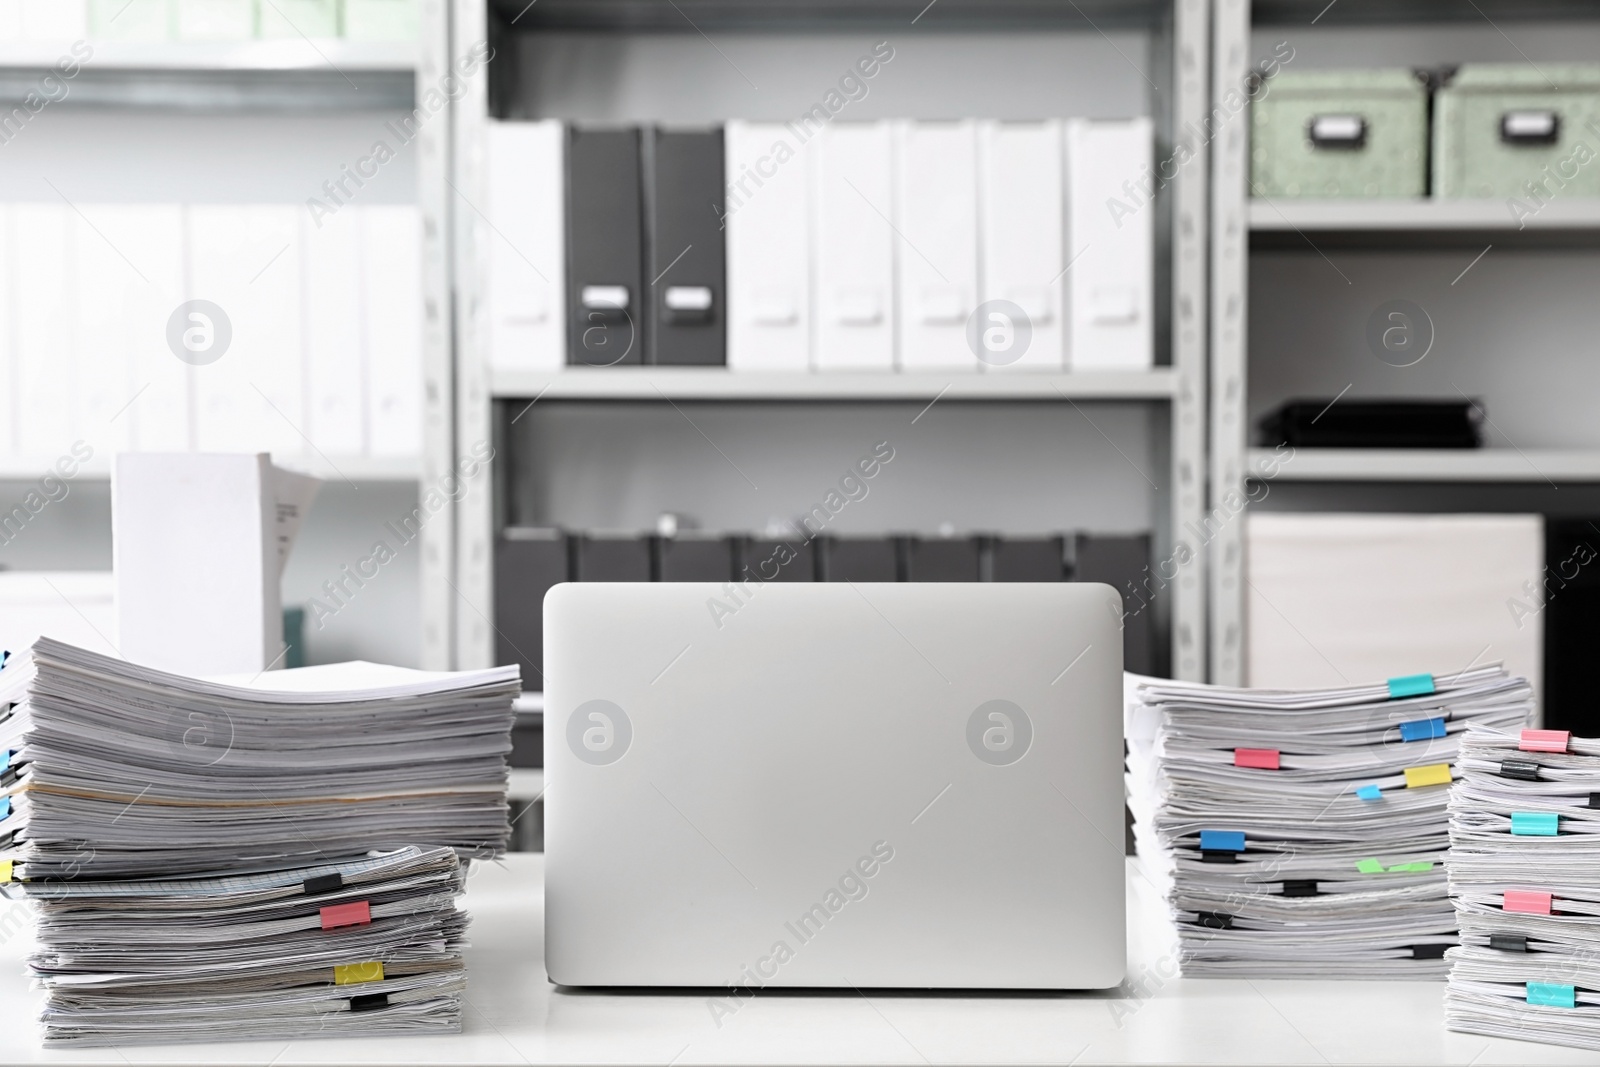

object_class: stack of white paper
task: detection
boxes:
[1130,667,1532,978]
[1445,725,1600,1051]
[0,637,520,880]
[18,846,468,1046]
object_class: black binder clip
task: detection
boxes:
[349,992,389,1013]
[1499,758,1540,781]
[303,872,344,896]
[1411,944,1449,960]
[1200,851,1237,864]
[1281,880,1319,897]
[1489,934,1529,953]
[1195,911,1233,929]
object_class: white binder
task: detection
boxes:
[187,204,305,456]
[363,205,423,458]
[978,121,1066,371]
[124,205,190,453]
[74,207,143,457]
[894,120,980,372]
[485,119,566,374]
[304,206,367,458]
[14,203,74,456]
[813,121,894,371]
[1067,118,1154,371]
[725,121,811,371]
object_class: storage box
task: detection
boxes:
[1433,64,1600,198]
[1250,69,1428,198]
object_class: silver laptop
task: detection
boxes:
[543,581,1125,990]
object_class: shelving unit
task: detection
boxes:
[1209,0,1600,685]
[0,23,443,671]
[447,0,1212,682]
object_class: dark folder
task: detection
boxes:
[657,532,735,582]
[643,127,726,366]
[992,536,1066,581]
[493,527,571,693]
[821,536,900,582]
[566,126,644,366]
[1543,519,1600,735]
[1072,532,1154,675]
[575,532,653,581]
[739,537,815,582]
[909,535,982,581]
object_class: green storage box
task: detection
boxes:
[1251,69,1428,198]
[1433,64,1600,198]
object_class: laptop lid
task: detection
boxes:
[544,581,1125,990]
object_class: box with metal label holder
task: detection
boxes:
[1433,64,1600,198]
[1251,69,1428,198]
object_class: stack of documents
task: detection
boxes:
[1129,667,1532,978]
[0,637,521,879]
[1445,726,1600,1051]
[20,846,467,1046]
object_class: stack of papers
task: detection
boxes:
[1129,667,1532,978]
[0,637,521,879]
[20,846,468,1047]
[1445,725,1600,1051]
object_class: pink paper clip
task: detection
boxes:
[1504,890,1553,916]
[1234,748,1281,770]
[1519,730,1571,754]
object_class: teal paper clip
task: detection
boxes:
[1387,674,1436,699]
[1527,982,1576,1008]
[0,749,9,772]
[1199,830,1246,852]
[1511,812,1560,837]
[1356,784,1383,801]
[1398,717,1446,742]
[0,798,9,819]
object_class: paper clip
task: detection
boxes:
[319,901,372,930]
[1397,717,1446,742]
[1387,673,1435,699]
[1504,890,1553,915]
[1199,830,1246,852]
[1510,812,1559,837]
[1356,784,1383,801]
[1527,982,1576,1009]
[334,961,385,985]
[1233,748,1280,770]
[1519,729,1570,754]
[1403,763,1452,788]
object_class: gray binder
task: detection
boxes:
[657,532,735,582]
[908,535,982,581]
[739,537,814,582]
[493,527,571,693]
[576,531,653,581]
[993,536,1066,581]
[644,127,726,366]
[566,126,644,366]
[821,536,901,582]
[1071,532,1154,675]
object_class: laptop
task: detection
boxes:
[543,581,1126,990]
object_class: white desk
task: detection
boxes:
[0,857,1589,1066]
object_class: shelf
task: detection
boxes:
[0,455,421,483]
[491,0,1165,31]
[0,39,415,110]
[1253,0,1600,24]
[1249,199,1600,247]
[1248,447,1600,484]
[490,368,1178,402]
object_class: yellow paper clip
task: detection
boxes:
[334,961,385,985]
[1404,763,1452,788]
[0,859,11,884]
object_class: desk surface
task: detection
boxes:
[0,857,1587,1066]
